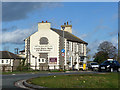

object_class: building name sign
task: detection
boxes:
[49,58,57,64]
[49,58,57,62]
[33,45,53,52]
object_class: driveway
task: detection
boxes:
[2,71,103,89]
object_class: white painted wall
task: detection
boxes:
[0,59,14,66]
[26,22,60,67]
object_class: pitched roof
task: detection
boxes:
[51,28,88,45]
[0,51,24,59]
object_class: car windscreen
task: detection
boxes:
[101,61,107,65]
[91,63,98,65]
[113,61,120,65]
[101,61,116,65]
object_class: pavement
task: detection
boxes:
[1,71,104,89]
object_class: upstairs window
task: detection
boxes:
[2,60,4,63]
[40,37,48,45]
[6,60,8,63]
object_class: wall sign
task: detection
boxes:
[49,58,57,64]
[33,45,53,52]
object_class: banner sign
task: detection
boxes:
[33,45,53,52]
[50,58,57,62]
[49,58,57,64]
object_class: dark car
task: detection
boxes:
[98,60,120,72]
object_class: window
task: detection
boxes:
[32,55,34,58]
[38,58,45,63]
[2,60,4,63]
[42,59,44,62]
[38,59,40,62]
[40,37,48,44]
[6,60,8,63]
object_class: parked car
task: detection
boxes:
[88,62,99,71]
[98,60,120,72]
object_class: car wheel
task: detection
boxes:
[117,68,120,72]
[110,68,113,72]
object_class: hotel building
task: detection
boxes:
[24,21,88,70]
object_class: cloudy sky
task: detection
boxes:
[1,2,118,60]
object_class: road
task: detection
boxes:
[2,71,103,89]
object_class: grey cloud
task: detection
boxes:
[2,26,17,32]
[1,26,37,44]
[2,2,62,22]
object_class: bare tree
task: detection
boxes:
[97,41,117,59]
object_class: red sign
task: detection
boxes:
[49,58,57,62]
[61,53,65,57]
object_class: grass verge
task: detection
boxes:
[27,73,119,88]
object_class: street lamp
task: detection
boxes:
[62,26,65,69]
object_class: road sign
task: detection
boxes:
[61,53,65,57]
[61,49,65,53]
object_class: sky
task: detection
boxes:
[1,2,118,60]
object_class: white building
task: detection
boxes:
[24,21,88,70]
[0,51,24,71]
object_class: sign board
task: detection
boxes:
[49,58,57,64]
[61,49,65,53]
[33,45,53,52]
[61,53,65,57]
[67,51,73,57]
[49,58,57,62]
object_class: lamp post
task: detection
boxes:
[35,57,37,70]
[62,26,65,69]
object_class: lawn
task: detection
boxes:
[27,73,119,88]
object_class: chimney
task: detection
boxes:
[38,21,51,31]
[67,21,68,25]
[61,21,72,33]
[64,23,66,25]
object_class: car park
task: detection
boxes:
[98,60,120,72]
[87,62,99,71]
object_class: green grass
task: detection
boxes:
[27,73,119,88]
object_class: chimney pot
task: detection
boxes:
[42,21,44,23]
[67,21,68,25]
[46,21,47,23]
[64,23,66,25]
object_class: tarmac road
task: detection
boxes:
[2,71,103,89]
